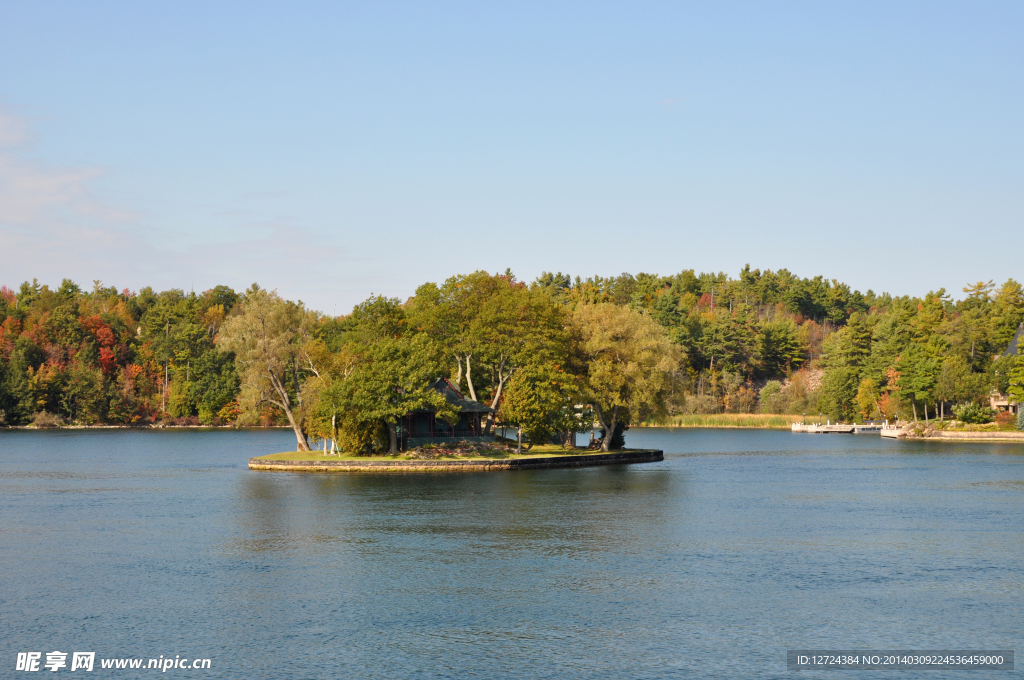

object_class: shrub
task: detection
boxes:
[758,381,783,414]
[198,404,214,425]
[1018,408,1024,432]
[31,411,65,428]
[996,410,1016,427]
[952,402,995,424]
[683,394,719,414]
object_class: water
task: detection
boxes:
[1,428,1021,678]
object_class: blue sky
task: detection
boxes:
[0,1,1020,313]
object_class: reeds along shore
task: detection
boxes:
[639,414,808,429]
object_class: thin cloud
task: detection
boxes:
[0,111,136,227]
[0,110,374,312]
[0,111,32,147]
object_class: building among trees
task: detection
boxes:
[397,378,494,449]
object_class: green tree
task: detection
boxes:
[217,287,313,450]
[818,367,859,421]
[61,359,106,423]
[991,279,1024,348]
[338,335,457,454]
[935,356,987,406]
[855,377,881,421]
[573,303,680,451]
[499,362,580,450]
[757,380,784,414]
[1008,356,1024,404]
[188,349,239,424]
[755,318,804,378]
[300,338,358,452]
[898,343,940,417]
[816,313,872,420]
[473,281,569,432]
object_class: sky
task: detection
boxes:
[0,1,1021,313]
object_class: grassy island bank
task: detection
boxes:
[640,414,807,429]
[249,448,663,472]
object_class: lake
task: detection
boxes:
[1,428,1021,678]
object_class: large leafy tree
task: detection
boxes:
[573,303,680,451]
[217,287,313,450]
[935,355,987,406]
[309,295,457,455]
[337,335,457,454]
[409,272,569,434]
[406,271,497,398]
[472,280,569,433]
[499,362,581,450]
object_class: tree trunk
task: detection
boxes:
[454,356,464,390]
[291,359,302,407]
[269,370,309,451]
[388,421,398,454]
[912,401,918,422]
[593,403,619,452]
[331,414,337,455]
[604,407,619,452]
[283,409,309,450]
[483,376,507,435]
[482,359,511,435]
[464,354,478,402]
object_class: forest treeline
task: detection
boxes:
[1,267,1022,450]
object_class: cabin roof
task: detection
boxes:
[1002,322,1024,358]
[421,377,494,413]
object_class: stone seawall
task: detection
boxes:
[921,431,1024,442]
[249,449,664,472]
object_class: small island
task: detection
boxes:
[248,370,664,472]
[249,447,663,472]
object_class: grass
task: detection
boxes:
[253,444,614,462]
[640,413,807,429]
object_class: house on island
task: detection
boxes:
[990,322,1023,415]
[397,378,495,449]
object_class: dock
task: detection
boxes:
[792,422,853,433]
[792,422,886,434]
[880,425,905,438]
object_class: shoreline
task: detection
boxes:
[635,423,793,430]
[637,414,808,430]
[904,430,1024,443]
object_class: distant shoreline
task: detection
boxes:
[637,414,807,430]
